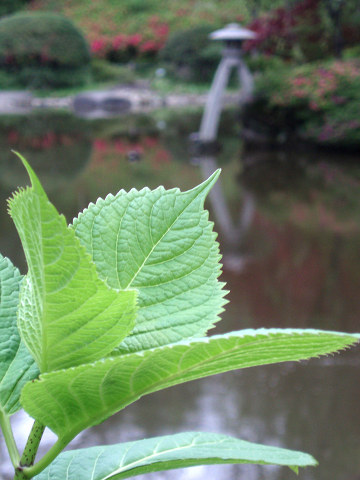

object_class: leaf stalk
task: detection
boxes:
[0,409,20,468]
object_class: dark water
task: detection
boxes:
[0,110,360,480]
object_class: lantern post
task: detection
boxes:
[197,23,257,145]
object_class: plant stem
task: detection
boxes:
[21,434,72,478]
[21,420,46,466]
[13,469,27,480]
[0,409,20,467]
[13,420,45,479]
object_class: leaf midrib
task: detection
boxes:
[23,190,46,372]
[62,331,357,442]
[63,335,269,440]
[102,435,225,480]
[124,189,204,289]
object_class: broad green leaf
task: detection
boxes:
[0,253,38,415]
[8,155,137,372]
[33,432,317,479]
[72,170,227,353]
[21,329,359,440]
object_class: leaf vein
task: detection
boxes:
[125,191,204,289]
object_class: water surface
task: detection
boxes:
[0,111,359,480]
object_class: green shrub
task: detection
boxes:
[91,59,136,84]
[159,24,221,83]
[0,0,31,16]
[245,53,289,75]
[343,45,360,59]
[0,12,91,88]
[124,0,153,14]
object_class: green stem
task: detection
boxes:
[14,420,45,479]
[21,420,45,466]
[13,469,27,480]
[21,434,72,478]
[0,409,20,467]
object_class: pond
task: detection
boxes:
[0,109,360,480]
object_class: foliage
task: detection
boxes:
[245,52,286,72]
[20,0,360,84]
[90,17,170,63]
[0,12,91,88]
[31,432,315,480]
[343,45,360,59]
[244,0,360,62]
[27,0,249,61]
[341,3,360,46]
[252,58,360,147]
[0,0,32,16]
[91,59,136,84]
[0,154,359,479]
[159,25,222,83]
[25,0,249,66]
[244,0,329,61]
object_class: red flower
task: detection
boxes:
[90,38,107,53]
[309,100,319,111]
[126,34,142,47]
[114,140,127,154]
[139,40,161,53]
[94,139,108,152]
[153,23,169,37]
[112,34,126,50]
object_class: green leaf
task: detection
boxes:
[0,253,38,415]
[8,154,137,372]
[72,170,227,353]
[32,432,317,479]
[21,329,359,440]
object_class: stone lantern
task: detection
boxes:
[197,23,257,145]
[209,22,256,47]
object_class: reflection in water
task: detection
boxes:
[0,112,360,480]
[0,111,92,190]
[196,155,256,272]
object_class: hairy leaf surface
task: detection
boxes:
[0,254,38,415]
[21,329,359,439]
[33,432,317,479]
[8,155,137,372]
[72,170,226,353]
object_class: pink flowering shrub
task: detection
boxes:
[270,61,359,109]
[88,16,169,62]
[254,59,360,148]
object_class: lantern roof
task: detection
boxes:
[210,23,257,41]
